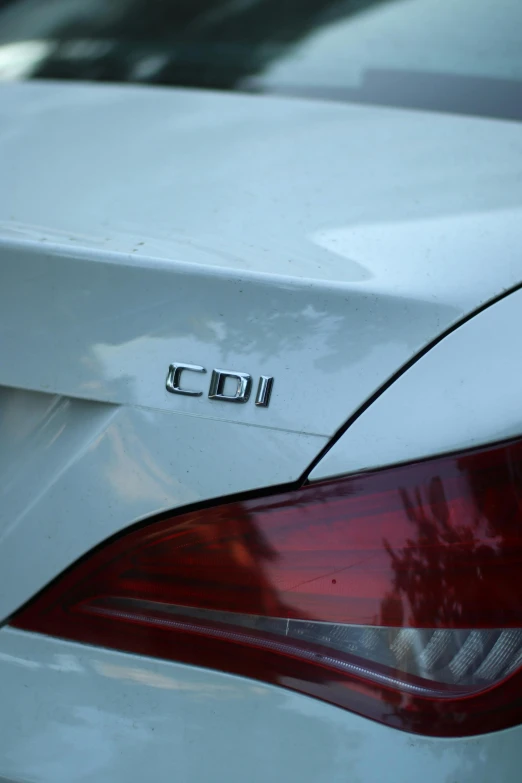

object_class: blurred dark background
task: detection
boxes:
[0,0,521,119]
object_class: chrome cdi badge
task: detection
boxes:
[166,363,274,407]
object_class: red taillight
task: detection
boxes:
[12,438,522,736]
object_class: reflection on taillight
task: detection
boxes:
[12,438,522,736]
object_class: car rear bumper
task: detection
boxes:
[0,626,520,783]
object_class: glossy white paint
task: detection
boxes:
[0,386,326,621]
[1,82,522,437]
[1,626,521,783]
[2,81,522,783]
[310,286,522,480]
[1,242,455,438]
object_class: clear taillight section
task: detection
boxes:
[12,438,522,736]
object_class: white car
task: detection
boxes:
[1,1,522,781]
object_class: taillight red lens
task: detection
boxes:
[12,438,522,736]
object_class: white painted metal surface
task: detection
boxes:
[1,83,522,437]
[0,627,521,783]
[1,81,522,783]
[1,241,453,438]
[310,286,522,481]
